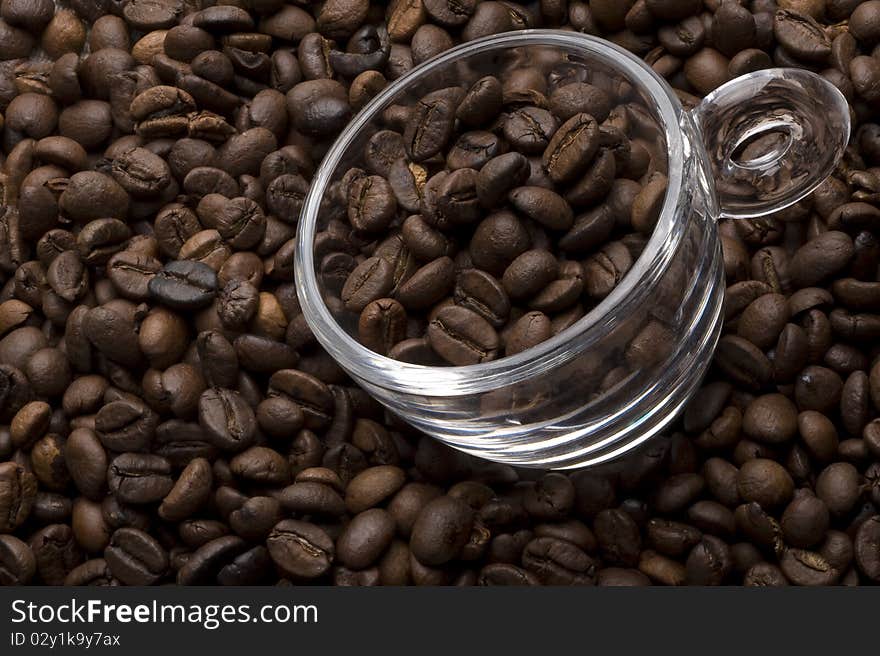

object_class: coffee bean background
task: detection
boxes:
[1,0,880,586]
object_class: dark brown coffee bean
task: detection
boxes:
[411,496,474,566]
[595,508,642,566]
[468,211,531,275]
[149,260,218,310]
[854,515,880,581]
[781,491,830,548]
[427,305,500,365]
[503,106,556,155]
[798,410,839,463]
[790,231,854,288]
[396,257,455,310]
[267,519,334,579]
[505,311,551,356]
[198,388,256,452]
[780,548,838,585]
[508,187,574,231]
[816,462,860,517]
[685,536,732,585]
[108,453,173,505]
[337,508,395,569]
[268,369,334,430]
[404,90,457,162]
[737,458,794,510]
[774,10,831,62]
[0,534,35,585]
[543,113,600,184]
[476,152,530,208]
[358,298,407,355]
[523,536,597,585]
[96,399,158,453]
[158,458,212,522]
[104,528,167,586]
[342,256,395,313]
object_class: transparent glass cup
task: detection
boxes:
[294,30,850,469]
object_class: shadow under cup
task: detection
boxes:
[295,31,727,470]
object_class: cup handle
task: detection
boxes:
[688,68,850,220]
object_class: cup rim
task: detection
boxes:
[294,29,688,395]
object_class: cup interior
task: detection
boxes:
[294,30,688,394]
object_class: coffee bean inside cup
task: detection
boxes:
[321,57,668,365]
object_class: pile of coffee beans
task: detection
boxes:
[320,57,667,364]
[2,0,880,586]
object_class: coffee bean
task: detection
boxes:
[543,113,600,184]
[104,528,168,585]
[854,515,880,581]
[781,490,830,548]
[0,534,35,585]
[0,461,37,533]
[503,106,556,155]
[108,453,173,505]
[685,536,732,585]
[523,536,597,585]
[737,459,794,510]
[816,462,860,517]
[149,260,218,310]
[337,508,396,569]
[508,186,574,232]
[358,298,407,355]
[411,496,474,566]
[780,548,838,585]
[158,458,212,522]
[427,305,499,365]
[198,388,256,452]
[595,508,642,566]
[268,369,333,430]
[341,257,395,313]
[774,10,831,63]
[267,519,334,579]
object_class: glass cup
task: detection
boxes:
[294,30,850,469]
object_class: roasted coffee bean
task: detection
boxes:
[0,534,36,585]
[594,508,642,566]
[149,260,218,310]
[198,388,256,452]
[267,519,334,579]
[543,113,600,184]
[854,515,880,581]
[104,528,168,586]
[816,462,860,517]
[346,465,406,514]
[781,548,839,586]
[0,462,36,533]
[404,90,457,161]
[522,536,596,585]
[737,459,794,510]
[410,496,474,566]
[337,508,396,569]
[503,106,556,155]
[158,458,212,522]
[268,369,333,430]
[358,298,407,355]
[342,257,395,313]
[108,454,173,505]
[177,535,248,585]
[95,399,158,453]
[508,187,573,231]
[427,306,499,365]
